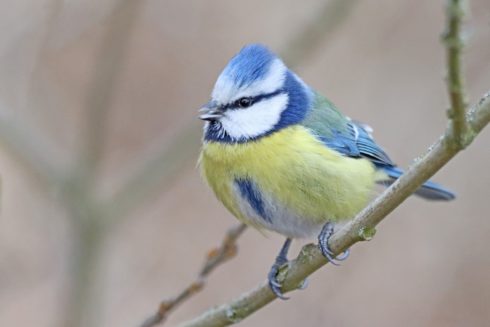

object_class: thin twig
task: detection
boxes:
[141,224,247,327]
[443,0,469,147]
[176,92,490,327]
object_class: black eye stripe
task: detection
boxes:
[222,89,284,110]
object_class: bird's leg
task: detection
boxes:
[318,222,350,266]
[268,238,292,300]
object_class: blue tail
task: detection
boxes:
[379,166,455,201]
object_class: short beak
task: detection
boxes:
[199,101,223,121]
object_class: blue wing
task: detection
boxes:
[301,91,455,201]
[302,92,394,166]
[322,120,394,166]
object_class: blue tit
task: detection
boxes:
[198,44,454,299]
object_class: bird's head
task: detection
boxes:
[200,44,311,143]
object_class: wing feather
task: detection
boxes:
[302,92,394,167]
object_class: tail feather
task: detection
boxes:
[379,166,455,201]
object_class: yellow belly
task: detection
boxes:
[199,125,381,236]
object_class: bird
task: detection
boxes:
[198,44,455,299]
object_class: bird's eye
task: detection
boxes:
[236,97,253,108]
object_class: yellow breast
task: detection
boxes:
[199,125,381,232]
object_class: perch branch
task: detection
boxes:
[141,224,247,327]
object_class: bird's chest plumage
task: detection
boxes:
[199,125,378,238]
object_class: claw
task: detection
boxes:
[268,263,289,300]
[267,238,292,300]
[318,222,350,265]
[298,278,309,290]
[335,248,350,261]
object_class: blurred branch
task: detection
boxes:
[0,1,65,186]
[443,0,469,147]
[281,0,359,66]
[174,4,490,327]
[176,91,490,327]
[0,107,62,187]
[27,0,64,96]
[141,224,247,327]
[59,2,145,327]
[0,1,64,188]
[79,0,143,178]
[104,124,202,223]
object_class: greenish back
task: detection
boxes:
[302,91,350,139]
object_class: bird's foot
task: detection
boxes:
[267,238,293,299]
[267,255,289,300]
[318,222,350,265]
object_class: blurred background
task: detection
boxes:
[0,1,489,326]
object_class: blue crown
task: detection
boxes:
[221,44,278,87]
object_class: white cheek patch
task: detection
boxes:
[220,93,289,140]
[212,59,287,104]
